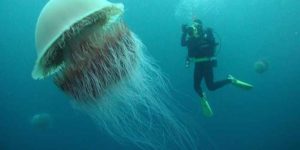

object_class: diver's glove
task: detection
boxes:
[182,24,188,34]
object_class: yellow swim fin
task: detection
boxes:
[232,79,253,90]
[228,75,253,90]
[200,96,214,117]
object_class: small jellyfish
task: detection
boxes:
[31,113,52,130]
[31,0,199,149]
[254,60,269,74]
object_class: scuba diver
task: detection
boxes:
[181,19,253,117]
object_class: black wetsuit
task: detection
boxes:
[181,28,231,97]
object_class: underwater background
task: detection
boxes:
[0,0,300,149]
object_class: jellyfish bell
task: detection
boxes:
[254,60,269,74]
[31,113,52,130]
[33,0,123,71]
[32,0,199,149]
[33,0,114,78]
[32,0,138,107]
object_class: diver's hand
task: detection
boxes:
[182,24,188,33]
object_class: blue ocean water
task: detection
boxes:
[1,0,300,149]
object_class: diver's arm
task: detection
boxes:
[181,24,188,47]
[181,33,188,46]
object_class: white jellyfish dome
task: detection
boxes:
[32,0,124,79]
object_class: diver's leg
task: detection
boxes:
[196,63,214,117]
[204,63,231,91]
[194,63,205,97]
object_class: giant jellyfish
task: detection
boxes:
[32,0,198,149]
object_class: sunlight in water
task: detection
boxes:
[175,0,224,22]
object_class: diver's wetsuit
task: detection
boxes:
[181,28,231,97]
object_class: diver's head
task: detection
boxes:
[186,19,203,37]
[192,19,203,31]
[186,25,196,37]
